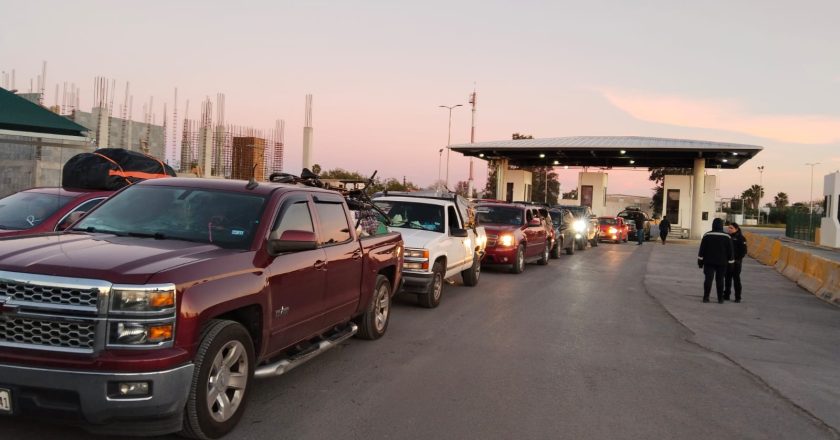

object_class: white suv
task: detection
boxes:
[374,192,486,308]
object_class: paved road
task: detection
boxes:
[1,241,835,439]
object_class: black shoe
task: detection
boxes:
[702,298,710,303]
[717,298,724,304]
[723,295,731,301]
[734,298,741,303]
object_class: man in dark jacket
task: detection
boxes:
[725,222,748,302]
[698,218,735,303]
[659,216,671,245]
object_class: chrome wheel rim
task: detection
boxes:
[374,283,390,332]
[517,248,525,271]
[432,272,443,301]
[207,340,248,423]
[474,257,481,281]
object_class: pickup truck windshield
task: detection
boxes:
[74,186,266,250]
[0,192,72,230]
[599,218,617,225]
[475,206,524,226]
[375,201,444,233]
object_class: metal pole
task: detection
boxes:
[437,148,444,189]
[806,162,820,238]
[439,104,462,189]
[757,165,764,224]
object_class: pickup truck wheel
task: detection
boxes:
[418,260,444,308]
[461,252,481,287]
[565,240,575,255]
[355,275,391,340]
[537,242,550,265]
[591,237,599,247]
[575,238,586,251]
[511,244,525,274]
[182,320,255,440]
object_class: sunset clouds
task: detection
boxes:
[602,89,840,145]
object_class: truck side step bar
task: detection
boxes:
[254,323,358,379]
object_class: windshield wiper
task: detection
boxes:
[76,226,128,236]
[0,224,21,230]
[126,231,167,240]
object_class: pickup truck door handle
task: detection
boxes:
[314,260,327,270]
[351,250,363,260]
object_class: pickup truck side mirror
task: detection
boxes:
[450,228,469,238]
[528,218,542,227]
[268,230,318,256]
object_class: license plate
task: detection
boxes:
[0,388,11,414]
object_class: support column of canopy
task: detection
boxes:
[495,159,508,201]
[690,157,705,239]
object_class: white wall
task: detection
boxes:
[579,172,608,216]
[820,171,840,247]
[504,169,533,202]
[662,174,716,233]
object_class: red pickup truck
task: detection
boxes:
[0,177,402,438]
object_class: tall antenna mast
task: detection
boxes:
[467,86,477,197]
[302,94,314,170]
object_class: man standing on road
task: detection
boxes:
[724,222,747,302]
[636,218,645,245]
[659,216,672,245]
[698,218,734,303]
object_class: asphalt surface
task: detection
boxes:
[1,240,836,439]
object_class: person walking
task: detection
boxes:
[659,216,672,245]
[636,218,645,245]
[698,218,734,303]
[724,222,747,302]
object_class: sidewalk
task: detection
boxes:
[644,240,840,434]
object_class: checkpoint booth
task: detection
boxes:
[820,171,840,248]
[450,136,763,239]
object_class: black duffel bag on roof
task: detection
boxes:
[62,148,177,191]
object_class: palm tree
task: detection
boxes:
[741,185,764,211]
[774,192,789,209]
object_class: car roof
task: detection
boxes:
[22,187,113,197]
[374,195,453,207]
[138,177,340,197]
[476,201,531,209]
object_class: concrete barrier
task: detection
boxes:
[816,261,840,305]
[749,236,767,259]
[781,248,808,282]
[774,245,791,273]
[797,255,832,294]
[757,239,782,266]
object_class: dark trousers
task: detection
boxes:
[660,231,668,244]
[725,259,743,300]
[703,264,726,301]
[637,230,644,244]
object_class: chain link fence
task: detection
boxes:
[785,211,822,241]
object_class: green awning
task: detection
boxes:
[0,87,88,136]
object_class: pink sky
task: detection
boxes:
[2,0,839,203]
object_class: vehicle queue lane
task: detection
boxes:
[0,242,831,439]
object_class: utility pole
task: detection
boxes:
[806,162,820,237]
[439,104,462,189]
[757,165,764,224]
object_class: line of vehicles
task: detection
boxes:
[0,174,651,438]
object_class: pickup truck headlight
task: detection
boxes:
[108,284,177,348]
[111,285,176,313]
[499,234,514,247]
[608,227,617,234]
[404,248,430,271]
[573,220,587,232]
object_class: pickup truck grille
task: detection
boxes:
[0,271,109,354]
[486,234,498,247]
[0,281,99,308]
[0,317,96,351]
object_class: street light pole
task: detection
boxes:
[757,165,764,224]
[437,148,444,190]
[439,104,462,189]
[806,162,820,236]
